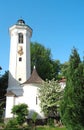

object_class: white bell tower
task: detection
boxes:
[8,19,32,89]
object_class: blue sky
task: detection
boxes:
[0,0,84,74]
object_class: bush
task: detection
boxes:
[47,118,54,126]
[4,118,18,129]
[4,118,30,130]
[12,103,28,126]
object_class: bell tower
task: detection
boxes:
[8,19,32,89]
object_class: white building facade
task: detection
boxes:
[5,19,44,119]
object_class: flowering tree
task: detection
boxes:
[39,79,64,118]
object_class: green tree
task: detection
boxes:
[12,103,28,126]
[60,62,69,78]
[39,79,64,118]
[31,42,61,80]
[0,71,8,98]
[0,71,8,121]
[60,48,84,130]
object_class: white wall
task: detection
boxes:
[5,84,44,119]
[5,96,15,118]
[15,84,44,118]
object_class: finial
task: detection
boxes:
[17,19,25,25]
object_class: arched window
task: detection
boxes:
[18,33,23,43]
[19,57,22,61]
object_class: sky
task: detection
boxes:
[0,0,84,75]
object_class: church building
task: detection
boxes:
[5,19,66,120]
[5,19,44,119]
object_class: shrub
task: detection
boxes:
[4,118,18,129]
[12,103,28,126]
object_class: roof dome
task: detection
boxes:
[17,19,25,25]
[23,66,44,84]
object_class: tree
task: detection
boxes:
[60,62,69,78]
[60,48,84,130]
[31,42,61,80]
[39,79,64,119]
[0,71,8,98]
[0,71,8,121]
[12,103,28,126]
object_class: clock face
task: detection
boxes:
[18,46,23,56]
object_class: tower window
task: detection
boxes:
[36,96,38,105]
[18,33,23,43]
[18,78,22,81]
[19,57,22,61]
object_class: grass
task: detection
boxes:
[0,126,67,130]
[0,122,67,130]
[36,126,67,130]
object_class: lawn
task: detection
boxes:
[0,122,67,130]
[36,126,67,130]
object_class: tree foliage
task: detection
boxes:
[39,79,64,118]
[60,48,84,130]
[60,62,69,78]
[0,71,8,121]
[31,42,61,80]
[12,103,28,125]
[0,71,8,98]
